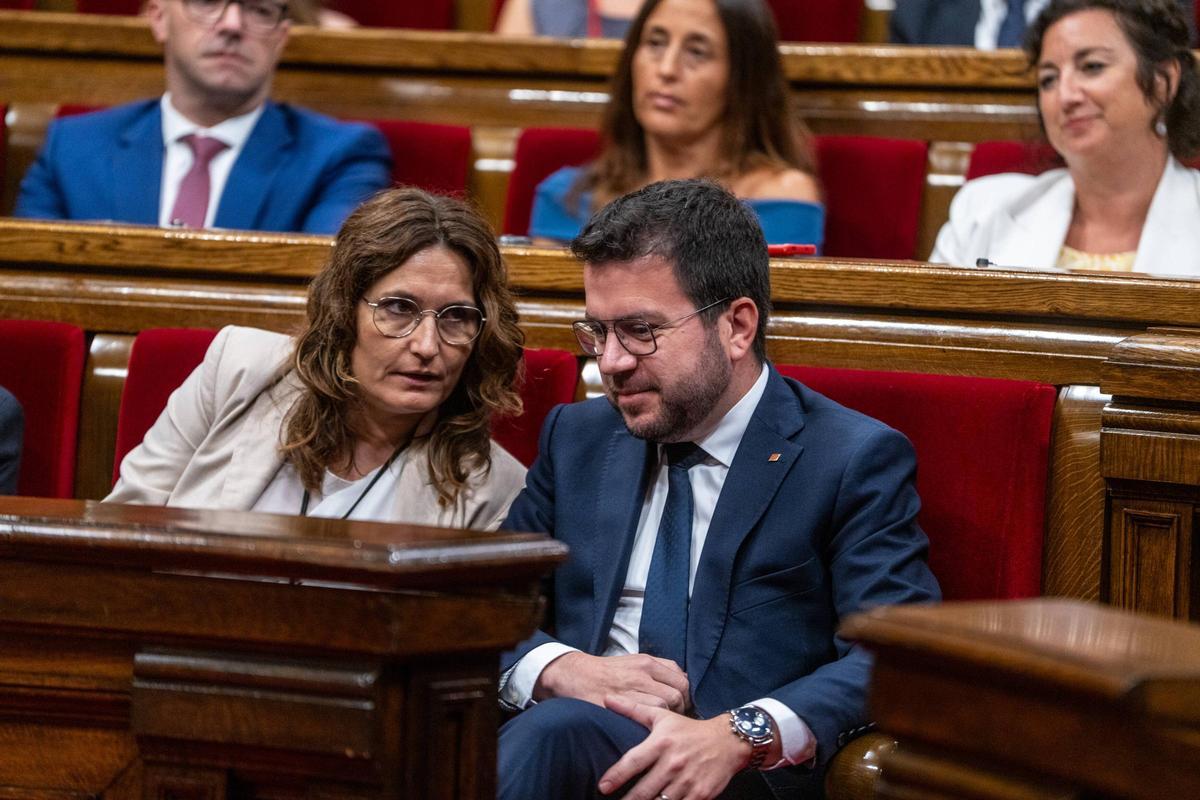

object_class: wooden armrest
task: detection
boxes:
[824,731,897,800]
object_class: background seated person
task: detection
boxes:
[931,0,1200,274]
[498,179,939,800]
[890,0,1194,48]
[496,0,643,37]
[107,188,527,529]
[15,0,390,235]
[529,0,824,249]
[0,387,22,495]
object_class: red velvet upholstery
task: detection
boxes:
[776,364,1055,600]
[325,0,453,29]
[0,320,86,498]
[75,0,139,14]
[768,0,861,43]
[367,119,473,196]
[1,0,37,7]
[493,348,580,467]
[113,329,577,480]
[113,328,218,484]
[56,104,101,118]
[815,135,929,260]
[503,127,601,235]
[966,140,1063,181]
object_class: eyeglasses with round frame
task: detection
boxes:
[572,297,731,357]
[180,0,289,32]
[363,297,486,346]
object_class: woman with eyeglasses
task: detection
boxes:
[107,188,528,529]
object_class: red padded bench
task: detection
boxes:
[0,319,87,498]
[778,365,1056,599]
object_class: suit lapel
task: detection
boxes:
[687,370,805,691]
[990,172,1074,269]
[214,102,293,230]
[115,103,164,225]
[587,427,654,654]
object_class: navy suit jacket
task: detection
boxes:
[890,0,1196,45]
[0,386,23,495]
[15,99,392,234]
[502,368,940,794]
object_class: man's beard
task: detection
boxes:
[604,327,731,443]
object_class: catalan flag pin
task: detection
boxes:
[768,453,781,462]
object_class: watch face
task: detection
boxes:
[733,706,770,739]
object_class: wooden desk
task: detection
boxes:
[842,599,1200,799]
[0,495,567,799]
[0,10,1043,250]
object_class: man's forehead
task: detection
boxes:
[583,254,687,317]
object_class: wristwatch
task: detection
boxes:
[728,704,776,770]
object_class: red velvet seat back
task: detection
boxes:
[768,0,861,42]
[776,364,1056,601]
[0,320,86,498]
[114,329,578,481]
[966,140,1063,181]
[815,135,929,260]
[504,127,601,235]
[367,119,473,196]
[74,0,139,14]
[493,348,580,467]
[325,0,453,29]
[113,328,218,484]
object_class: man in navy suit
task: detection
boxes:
[15,0,390,234]
[498,180,940,800]
[0,387,23,495]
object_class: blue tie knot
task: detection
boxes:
[664,442,707,470]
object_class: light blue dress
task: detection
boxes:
[529,166,825,251]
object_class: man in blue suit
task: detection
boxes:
[0,387,23,495]
[498,180,940,800]
[15,0,390,235]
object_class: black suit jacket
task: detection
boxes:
[0,386,24,495]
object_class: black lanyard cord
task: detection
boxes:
[299,443,406,520]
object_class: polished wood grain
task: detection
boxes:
[843,599,1200,800]
[0,495,566,800]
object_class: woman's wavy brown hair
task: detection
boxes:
[575,0,816,208]
[281,188,524,504]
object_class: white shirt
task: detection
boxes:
[158,93,264,229]
[252,452,411,521]
[501,364,816,768]
[974,0,1049,49]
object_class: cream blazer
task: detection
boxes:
[930,157,1200,276]
[106,326,528,531]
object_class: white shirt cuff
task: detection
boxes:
[752,697,817,769]
[498,642,581,709]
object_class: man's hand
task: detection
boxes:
[597,695,760,799]
[533,651,691,713]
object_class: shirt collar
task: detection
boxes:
[160,92,265,149]
[666,363,769,469]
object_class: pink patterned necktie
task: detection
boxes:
[169,134,229,228]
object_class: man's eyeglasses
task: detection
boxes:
[363,297,486,346]
[572,298,730,357]
[180,0,289,32]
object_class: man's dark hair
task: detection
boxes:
[570,179,772,362]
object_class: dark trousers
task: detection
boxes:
[497,697,774,799]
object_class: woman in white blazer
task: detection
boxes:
[107,188,528,530]
[932,0,1200,275]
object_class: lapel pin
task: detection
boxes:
[768,453,781,462]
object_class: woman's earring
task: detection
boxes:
[1156,116,1168,137]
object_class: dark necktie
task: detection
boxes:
[996,0,1027,48]
[639,442,708,668]
[169,134,229,229]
